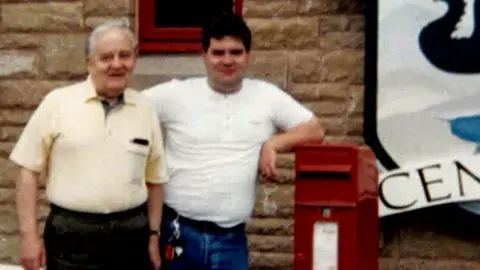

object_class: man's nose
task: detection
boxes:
[111,56,122,68]
[221,54,234,64]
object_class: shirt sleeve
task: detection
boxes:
[269,84,315,130]
[9,93,57,172]
[144,103,168,184]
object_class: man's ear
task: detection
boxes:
[86,56,92,73]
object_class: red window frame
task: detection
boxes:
[137,0,244,53]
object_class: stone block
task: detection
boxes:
[0,127,23,142]
[324,135,364,144]
[2,2,83,31]
[85,16,120,29]
[319,117,347,136]
[43,34,87,78]
[0,158,17,188]
[303,100,349,117]
[348,85,364,116]
[346,116,363,136]
[134,55,206,77]
[0,34,44,50]
[247,50,288,89]
[246,218,294,236]
[319,32,364,50]
[321,50,364,84]
[253,184,294,218]
[318,15,351,33]
[243,0,298,18]
[298,0,365,15]
[248,235,293,253]
[0,235,19,264]
[276,153,294,169]
[131,74,180,91]
[0,188,16,204]
[398,230,480,261]
[247,18,318,50]
[288,83,350,101]
[0,143,15,159]
[0,51,37,78]
[394,259,480,270]
[289,50,323,83]
[250,251,293,269]
[0,205,18,235]
[84,0,132,16]
[0,80,72,108]
[0,109,33,125]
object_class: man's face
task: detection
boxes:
[87,28,137,97]
[203,36,249,89]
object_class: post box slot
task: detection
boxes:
[297,171,350,179]
[297,165,351,180]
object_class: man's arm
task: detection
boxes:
[147,183,163,234]
[259,84,325,179]
[260,117,324,179]
[144,102,168,269]
[10,92,55,270]
[16,168,40,237]
[264,116,324,153]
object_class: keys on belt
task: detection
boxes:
[165,216,184,261]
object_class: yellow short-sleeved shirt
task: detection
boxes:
[9,77,167,214]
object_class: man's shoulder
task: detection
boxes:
[41,80,88,104]
[243,77,285,95]
[126,88,155,108]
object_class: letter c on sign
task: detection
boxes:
[379,172,417,210]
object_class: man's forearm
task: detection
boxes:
[16,168,40,236]
[147,183,164,233]
[267,117,325,153]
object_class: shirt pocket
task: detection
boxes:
[232,114,273,143]
[124,142,150,186]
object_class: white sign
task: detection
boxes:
[379,154,480,216]
[366,0,480,216]
[313,222,338,270]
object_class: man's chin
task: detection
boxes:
[106,81,128,91]
[219,77,242,87]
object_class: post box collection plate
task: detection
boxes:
[313,222,339,270]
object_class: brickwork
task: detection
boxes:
[2,0,472,269]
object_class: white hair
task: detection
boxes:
[87,18,137,57]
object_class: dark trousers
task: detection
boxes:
[160,205,249,270]
[44,203,152,270]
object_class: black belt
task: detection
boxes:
[50,203,148,221]
[163,204,245,233]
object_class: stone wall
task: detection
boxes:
[2,0,478,269]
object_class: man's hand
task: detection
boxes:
[149,235,161,270]
[20,233,45,270]
[259,142,278,180]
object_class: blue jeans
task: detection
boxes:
[160,207,249,270]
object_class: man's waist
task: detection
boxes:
[50,202,148,222]
[163,204,246,233]
[46,184,148,214]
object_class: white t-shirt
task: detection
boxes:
[143,77,313,227]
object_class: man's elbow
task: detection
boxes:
[306,117,325,142]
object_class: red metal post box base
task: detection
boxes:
[294,144,379,270]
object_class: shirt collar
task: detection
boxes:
[82,75,136,106]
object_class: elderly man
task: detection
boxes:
[10,19,165,270]
[143,13,324,270]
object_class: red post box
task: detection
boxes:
[294,144,379,270]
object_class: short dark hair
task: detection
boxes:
[201,12,252,52]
